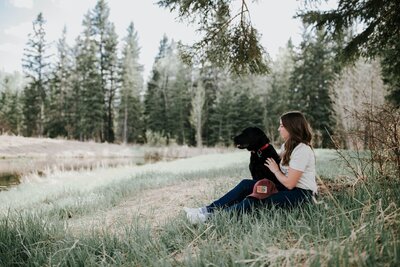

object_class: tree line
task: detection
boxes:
[0,0,388,148]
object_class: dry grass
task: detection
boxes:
[0,134,136,158]
[67,176,235,235]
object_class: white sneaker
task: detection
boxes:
[183,207,207,214]
[186,210,210,224]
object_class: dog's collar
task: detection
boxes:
[251,143,270,158]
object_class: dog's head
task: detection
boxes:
[233,127,270,151]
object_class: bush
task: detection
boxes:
[333,104,400,181]
[144,130,168,146]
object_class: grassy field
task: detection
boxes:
[0,148,399,266]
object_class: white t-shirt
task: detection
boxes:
[280,143,318,194]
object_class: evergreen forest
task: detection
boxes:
[0,0,395,149]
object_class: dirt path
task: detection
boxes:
[68,176,235,234]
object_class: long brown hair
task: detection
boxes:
[280,111,313,165]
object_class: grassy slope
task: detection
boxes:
[0,149,399,266]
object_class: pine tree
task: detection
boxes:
[198,64,224,146]
[144,35,171,141]
[102,23,119,143]
[264,40,296,141]
[21,12,50,136]
[381,38,400,106]
[158,0,268,75]
[7,91,22,135]
[166,46,192,145]
[46,26,72,138]
[68,42,84,140]
[205,70,266,146]
[93,0,116,142]
[144,68,165,134]
[91,0,119,142]
[73,12,103,141]
[0,75,22,134]
[117,22,144,143]
[144,37,195,145]
[233,84,264,133]
[208,86,236,146]
[288,27,337,147]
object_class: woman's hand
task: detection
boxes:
[265,157,303,190]
[264,158,280,174]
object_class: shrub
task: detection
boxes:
[332,104,400,181]
[144,130,168,146]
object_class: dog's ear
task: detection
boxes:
[263,131,270,144]
[254,127,270,144]
[244,127,268,150]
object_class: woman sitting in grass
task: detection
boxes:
[184,111,318,224]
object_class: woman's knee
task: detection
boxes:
[237,179,256,188]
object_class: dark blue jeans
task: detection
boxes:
[206,179,313,214]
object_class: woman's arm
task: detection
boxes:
[264,158,303,190]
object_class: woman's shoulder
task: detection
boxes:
[293,143,313,154]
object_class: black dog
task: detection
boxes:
[233,127,287,191]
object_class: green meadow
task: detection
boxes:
[0,149,399,266]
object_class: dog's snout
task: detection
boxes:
[232,134,241,143]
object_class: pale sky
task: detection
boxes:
[0,0,319,80]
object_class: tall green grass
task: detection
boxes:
[0,149,399,266]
